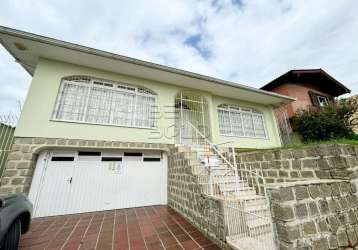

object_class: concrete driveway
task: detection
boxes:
[20,205,220,250]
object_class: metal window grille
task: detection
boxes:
[175,92,211,145]
[218,105,267,138]
[53,76,156,128]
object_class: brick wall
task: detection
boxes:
[167,146,226,248]
[267,180,358,250]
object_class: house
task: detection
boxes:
[347,94,358,134]
[261,69,351,118]
[0,26,294,249]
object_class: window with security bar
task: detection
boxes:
[218,104,267,138]
[53,76,156,128]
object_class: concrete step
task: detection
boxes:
[247,214,271,225]
[245,204,269,213]
[221,189,257,197]
[217,185,255,193]
[235,195,268,207]
[189,146,211,152]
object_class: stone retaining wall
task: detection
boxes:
[0,137,170,195]
[267,180,358,250]
[232,144,358,183]
[167,146,226,248]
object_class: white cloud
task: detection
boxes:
[0,0,358,114]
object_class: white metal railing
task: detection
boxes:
[185,121,235,169]
[187,120,267,198]
[183,121,276,249]
[0,114,18,177]
[226,202,276,250]
[229,147,268,197]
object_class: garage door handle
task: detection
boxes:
[67,177,73,184]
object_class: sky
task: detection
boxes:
[1,0,358,114]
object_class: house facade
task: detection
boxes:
[0,26,293,225]
[261,69,351,118]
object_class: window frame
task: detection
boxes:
[52,76,157,129]
[316,95,329,107]
[217,105,269,139]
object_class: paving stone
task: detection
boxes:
[274,187,294,202]
[347,227,358,246]
[327,215,340,232]
[318,158,331,170]
[328,198,341,213]
[317,218,329,233]
[273,204,295,221]
[292,160,302,170]
[276,223,301,242]
[318,200,329,215]
[308,202,319,216]
[320,184,332,197]
[302,221,317,235]
[295,203,308,219]
[295,186,310,200]
[312,237,329,250]
[309,185,322,199]
[337,229,349,247]
[328,235,338,249]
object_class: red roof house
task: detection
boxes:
[261,69,351,118]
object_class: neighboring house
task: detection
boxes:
[261,69,351,118]
[0,26,294,249]
[347,94,358,134]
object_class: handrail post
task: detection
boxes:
[232,147,240,196]
[209,167,214,196]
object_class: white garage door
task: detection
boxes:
[29,150,167,217]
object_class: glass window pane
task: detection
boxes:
[253,115,266,138]
[242,113,255,137]
[230,111,244,136]
[111,91,136,126]
[55,82,88,121]
[218,109,231,135]
[135,95,156,128]
[85,87,112,124]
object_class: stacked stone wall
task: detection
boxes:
[232,144,358,184]
[167,147,226,248]
[267,180,358,250]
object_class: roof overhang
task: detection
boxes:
[0,26,295,105]
[261,69,351,97]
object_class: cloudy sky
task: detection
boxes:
[1,0,358,114]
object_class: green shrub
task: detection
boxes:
[291,99,358,142]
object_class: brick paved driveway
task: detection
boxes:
[20,205,220,250]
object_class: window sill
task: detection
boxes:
[50,119,157,130]
[219,133,269,140]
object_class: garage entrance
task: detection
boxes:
[28,150,167,217]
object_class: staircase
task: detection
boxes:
[186,143,276,250]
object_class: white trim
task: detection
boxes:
[50,119,157,130]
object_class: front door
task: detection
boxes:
[175,92,210,145]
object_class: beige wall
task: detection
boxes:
[15,58,281,149]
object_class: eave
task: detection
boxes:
[0,26,295,105]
